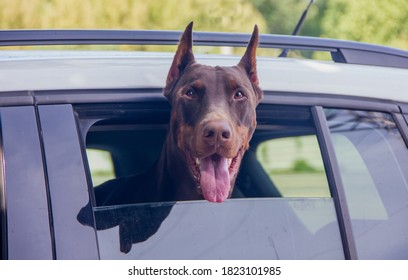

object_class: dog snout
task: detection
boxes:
[202,120,232,146]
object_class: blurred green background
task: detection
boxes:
[1,0,407,50]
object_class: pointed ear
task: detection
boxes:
[163,22,196,99]
[238,25,259,86]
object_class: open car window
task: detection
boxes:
[87,149,115,186]
[256,134,330,197]
[82,103,332,201]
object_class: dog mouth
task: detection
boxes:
[187,148,242,203]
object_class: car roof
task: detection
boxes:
[0,50,407,104]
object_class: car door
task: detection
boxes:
[22,92,408,260]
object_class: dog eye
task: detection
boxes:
[185,89,196,98]
[234,90,246,100]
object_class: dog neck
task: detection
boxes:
[155,133,202,202]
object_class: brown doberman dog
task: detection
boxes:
[95,22,262,205]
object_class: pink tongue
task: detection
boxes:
[199,154,230,203]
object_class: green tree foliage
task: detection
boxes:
[251,0,329,36]
[251,0,331,58]
[253,0,408,52]
[1,0,407,51]
[0,0,267,33]
[321,0,408,49]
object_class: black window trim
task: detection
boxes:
[393,112,408,148]
[0,88,403,115]
[0,114,6,260]
[38,104,99,259]
[262,91,400,113]
[312,106,358,260]
[0,106,54,259]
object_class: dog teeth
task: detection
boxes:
[194,156,233,167]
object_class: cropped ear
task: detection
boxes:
[238,25,259,86]
[163,22,196,99]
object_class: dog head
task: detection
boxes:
[163,22,262,203]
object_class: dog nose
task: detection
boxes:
[202,120,232,145]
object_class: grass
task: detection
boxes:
[271,172,331,198]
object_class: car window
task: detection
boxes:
[325,109,408,259]
[77,103,343,259]
[256,135,330,197]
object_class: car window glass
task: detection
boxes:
[325,109,408,259]
[94,199,344,259]
[256,135,330,197]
